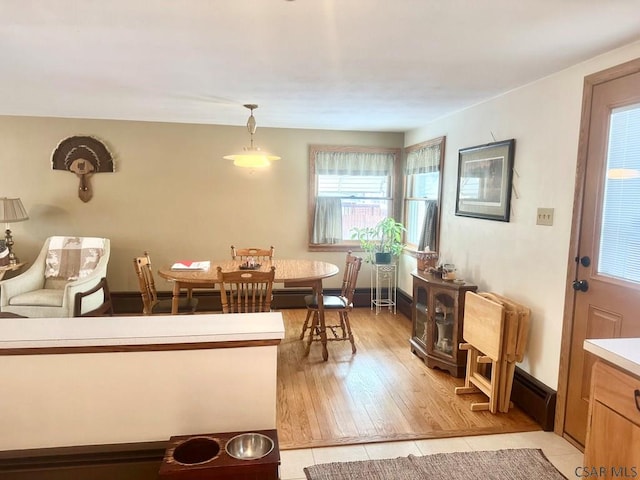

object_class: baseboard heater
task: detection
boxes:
[0,441,166,480]
[510,366,556,431]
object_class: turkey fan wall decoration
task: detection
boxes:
[52,135,115,202]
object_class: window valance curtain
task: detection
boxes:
[315,151,394,176]
[406,143,441,174]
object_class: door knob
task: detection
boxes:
[572,280,589,292]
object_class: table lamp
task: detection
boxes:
[0,197,29,265]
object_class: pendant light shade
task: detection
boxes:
[224,104,281,168]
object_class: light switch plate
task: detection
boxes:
[536,207,554,226]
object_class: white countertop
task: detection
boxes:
[584,337,640,378]
[0,312,285,351]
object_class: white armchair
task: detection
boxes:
[0,236,110,317]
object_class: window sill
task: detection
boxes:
[308,243,363,253]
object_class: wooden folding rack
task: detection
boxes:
[454,291,530,413]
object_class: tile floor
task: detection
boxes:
[279,431,584,479]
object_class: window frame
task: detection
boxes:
[403,136,446,254]
[308,144,402,252]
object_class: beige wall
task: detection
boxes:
[400,40,640,389]
[0,117,402,293]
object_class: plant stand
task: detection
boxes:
[371,263,397,314]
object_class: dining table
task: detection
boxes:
[158,258,340,360]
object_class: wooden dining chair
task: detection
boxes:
[73,277,114,317]
[217,266,276,313]
[230,246,275,262]
[301,251,363,357]
[133,252,198,315]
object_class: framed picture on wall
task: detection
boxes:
[455,139,515,222]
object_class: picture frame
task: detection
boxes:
[455,139,515,222]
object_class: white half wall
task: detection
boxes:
[0,347,278,450]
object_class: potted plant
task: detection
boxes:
[351,217,406,264]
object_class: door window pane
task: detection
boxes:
[598,104,640,282]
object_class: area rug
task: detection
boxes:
[304,448,567,480]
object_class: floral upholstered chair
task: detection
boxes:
[0,236,110,317]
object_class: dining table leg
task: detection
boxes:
[170,281,181,315]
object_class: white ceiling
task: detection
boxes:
[2,1,640,132]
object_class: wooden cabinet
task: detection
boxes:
[410,270,477,378]
[584,360,640,474]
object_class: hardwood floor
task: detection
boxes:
[277,308,539,450]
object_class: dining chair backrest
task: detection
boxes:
[217,266,276,314]
[73,277,114,317]
[230,246,275,263]
[133,252,158,315]
[340,251,363,304]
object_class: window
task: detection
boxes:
[309,145,400,250]
[403,137,445,252]
[598,103,640,282]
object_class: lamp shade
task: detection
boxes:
[0,198,29,224]
[223,148,281,168]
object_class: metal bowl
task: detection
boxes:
[225,432,274,460]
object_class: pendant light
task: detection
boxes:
[223,104,281,168]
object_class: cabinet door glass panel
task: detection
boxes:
[414,286,428,347]
[433,292,455,356]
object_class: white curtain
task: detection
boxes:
[312,197,343,244]
[418,200,438,251]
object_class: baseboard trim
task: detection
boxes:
[113,287,384,314]
[396,288,413,320]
